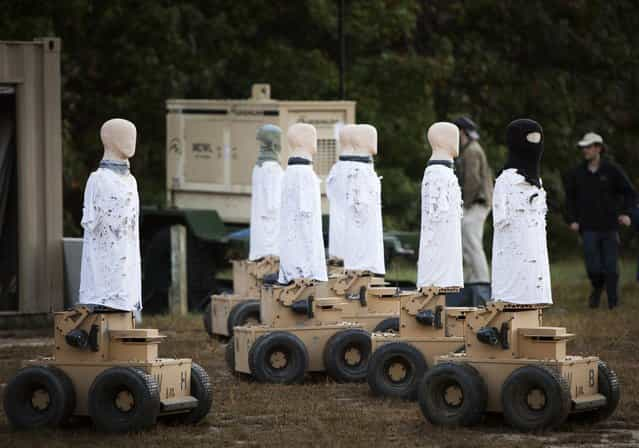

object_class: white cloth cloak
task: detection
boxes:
[341,161,386,274]
[278,164,328,283]
[249,161,284,260]
[326,162,347,259]
[417,165,463,288]
[79,168,142,311]
[491,169,552,304]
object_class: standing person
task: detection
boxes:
[453,117,493,300]
[565,132,636,309]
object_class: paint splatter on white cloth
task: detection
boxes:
[417,165,463,288]
[326,162,348,259]
[278,164,328,283]
[340,161,385,274]
[79,168,142,311]
[249,161,284,260]
[491,169,552,304]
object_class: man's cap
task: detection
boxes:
[452,116,480,140]
[577,132,604,148]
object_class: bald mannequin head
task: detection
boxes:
[352,124,378,156]
[287,123,317,160]
[338,124,357,155]
[427,122,459,161]
[100,118,137,161]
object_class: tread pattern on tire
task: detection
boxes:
[367,341,427,400]
[572,360,620,424]
[172,362,213,425]
[501,364,571,432]
[88,366,160,433]
[372,317,400,333]
[323,329,372,383]
[418,362,487,427]
[249,331,308,384]
[3,365,76,429]
[227,300,261,336]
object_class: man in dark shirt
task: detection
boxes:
[565,132,636,309]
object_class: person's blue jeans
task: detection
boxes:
[581,231,619,308]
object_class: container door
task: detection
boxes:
[183,116,227,185]
[0,86,17,311]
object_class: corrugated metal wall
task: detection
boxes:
[0,38,63,316]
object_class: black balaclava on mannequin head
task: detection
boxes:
[504,118,543,187]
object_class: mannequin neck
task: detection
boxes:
[429,148,454,162]
[290,148,313,161]
[102,148,129,162]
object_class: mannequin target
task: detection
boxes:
[249,124,283,260]
[277,123,328,283]
[491,118,552,304]
[79,119,142,312]
[333,124,385,274]
[417,122,463,288]
[327,124,357,260]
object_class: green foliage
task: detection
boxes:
[1,0,638,253]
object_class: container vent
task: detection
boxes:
[314,138,337,176]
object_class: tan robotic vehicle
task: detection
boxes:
[368,122,475,400]
[417,119,619,431]
[3,307,212,432]
[229,123,400,384]
[230,275,400,384]
[204,256,278,339]
[3,119,212,432]
[418,302,619,431]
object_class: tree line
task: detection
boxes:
[2,0,638,254]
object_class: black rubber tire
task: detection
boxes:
[203,301,213,337]
[249,331,308,384]
[572,360,620,424]
[3,365,76,429]
[418,363,487,426]
[88,367,160,432]
[501,364,571,431]
[324,329,372,383]
[367,342,427,400]
[372,317,400,333]
[225,336,236,373]
[227,300,261,336]
[169,362,213,425]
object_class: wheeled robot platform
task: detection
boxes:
[3,307,213,432]
[204,256,279,339]
[367,287,477,400]
[228,274,402,384]
[417,302,620,431]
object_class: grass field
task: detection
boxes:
[1,258,638,447]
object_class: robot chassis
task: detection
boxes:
[204,256,280,340]
[3,307,213,432]
[228,271,403,384]
[415,301,619,431]
[204,256,364,340]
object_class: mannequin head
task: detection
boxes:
[287,123,317,160]
[427,122,459,161]
[100,119,137,161]
[255,124,281,166]
[352,124,378,156]
[338,124,357,155]
[504,118,544,186]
